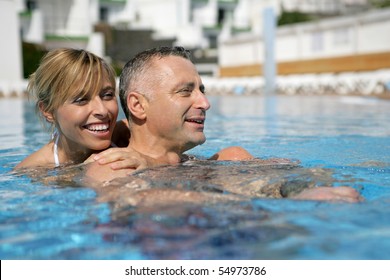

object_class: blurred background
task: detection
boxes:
[1,0,390,97]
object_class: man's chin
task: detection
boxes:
[184,137,206,151]
[199,138,206,145]
[193,137,206,146]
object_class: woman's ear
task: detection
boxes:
[38,101,55,123]
[127,92,147,120]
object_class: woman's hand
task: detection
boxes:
[86,147,149,171]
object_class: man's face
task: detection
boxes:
[144,56,211,153]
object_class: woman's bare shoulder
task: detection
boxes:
[14,143,54,169]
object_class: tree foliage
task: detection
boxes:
[22,42,47,79]
[369,0,390,8]
[277,10,314,26]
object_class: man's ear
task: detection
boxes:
[127,92,147,120]
[39,101,55,123]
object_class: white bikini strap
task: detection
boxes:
[53,131,60,167]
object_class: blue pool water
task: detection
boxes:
[1,95,390,259]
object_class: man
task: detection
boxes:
[89,46,253,177]
[86,46,362,203]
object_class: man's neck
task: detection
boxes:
[128,141,184,165]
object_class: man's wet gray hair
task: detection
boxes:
[119,46,192,120]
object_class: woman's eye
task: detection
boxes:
[101,91,115,100]
[72,97,88,104]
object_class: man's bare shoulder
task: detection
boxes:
[209,146,254,161]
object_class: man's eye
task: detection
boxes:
[178,88,192,95]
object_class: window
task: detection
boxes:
[99,7,108,22]
[311,31,324,52]
[26,0,37,11]
[333,27,350,46]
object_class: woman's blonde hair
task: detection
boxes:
[28,48,116,130]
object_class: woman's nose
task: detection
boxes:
[91,97,108,116]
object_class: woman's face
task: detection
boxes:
[54,76,118,153]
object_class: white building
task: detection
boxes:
[216,6,390,96]
[19,0,104,56]
[15,0,378,55]
[1,0,388,96]
[17,0,239,52]
[220,7,390,74]
[0,0,24,97]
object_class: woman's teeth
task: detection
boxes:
[85,124,109,132]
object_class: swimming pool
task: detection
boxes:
[1,95,390,259]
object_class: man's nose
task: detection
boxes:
[195,91,211,111]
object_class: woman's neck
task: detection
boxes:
[54,137,92,166]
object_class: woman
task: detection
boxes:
[15,48,133,169]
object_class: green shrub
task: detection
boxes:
[22,42,47,79]
[369,0,390,8]
[277,10,314,26]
